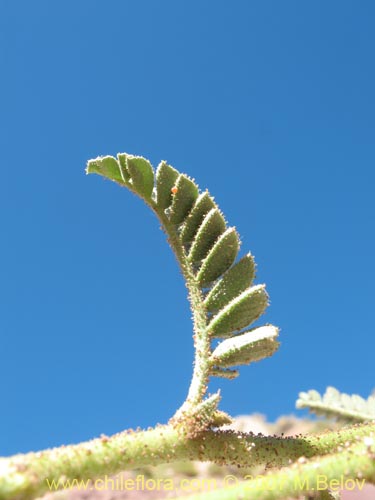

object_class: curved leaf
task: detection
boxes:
[117,153,131,182]
[210,325,279,368]
[86,156,125,185]
[180,191,216,245]
[197,228,239,287]
[204,253,256,313]
[188,208,226,263]
[155,161,179,209]
[87,151,278,390]
[168,174,199,224]
[207,285,269,338]
[126,155,154,200]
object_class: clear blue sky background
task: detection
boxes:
[1,1,374,456]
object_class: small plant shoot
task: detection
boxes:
[0,153,374,500]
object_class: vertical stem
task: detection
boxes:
[153,206,212,414]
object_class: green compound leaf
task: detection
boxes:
[168,174,199,224]
[188,208,226,263]
[204,253,256,313]
[155,161,179,210]
[125,155,154,200]
[207,285,269,338]
[86,156,126,185]
[296,387,375,423]
[87,151,278,392]
[197,228,239,287]
[210,325,279,368]
[179,191,216,245]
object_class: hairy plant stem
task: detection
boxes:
[113,186,211,417]
[183,436,375,500]
[1,422,374,500]
[152,205,212,417]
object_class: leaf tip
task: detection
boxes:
[86,156,102,175]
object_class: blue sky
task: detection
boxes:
[1,1,374,456]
